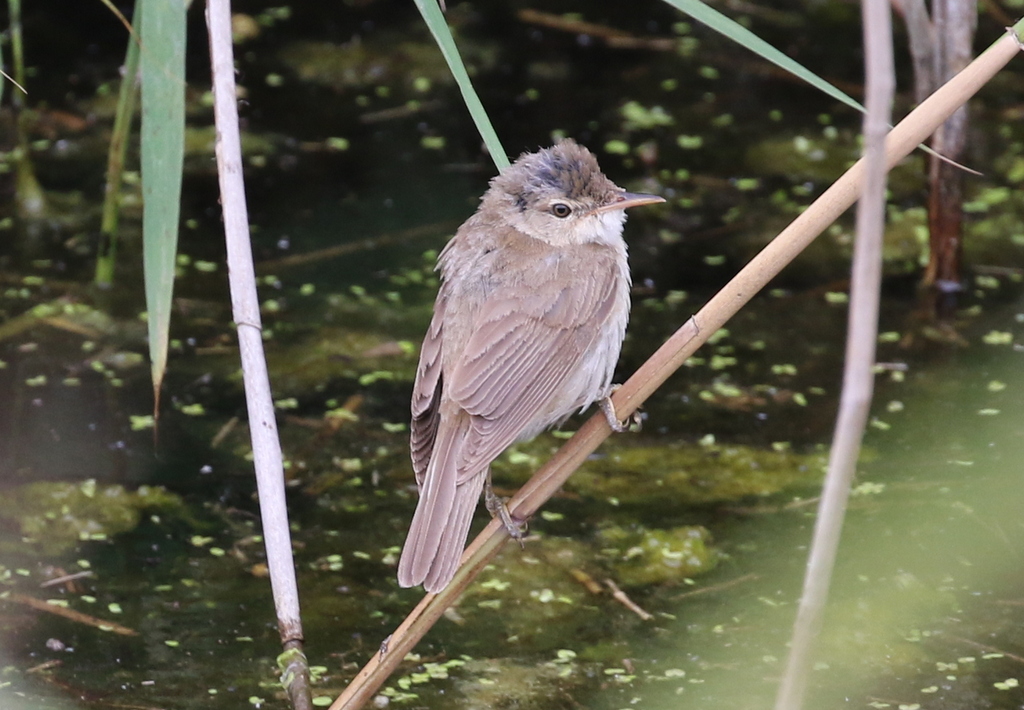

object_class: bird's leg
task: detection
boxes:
[484,471,528,548]
[600,384,642,433]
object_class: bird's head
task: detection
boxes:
[485,139,664,246]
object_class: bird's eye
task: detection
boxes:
[551,203,572,218]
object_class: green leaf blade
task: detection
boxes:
[414,0,509,171]
[140,0,186,407]
[663,0,865,114]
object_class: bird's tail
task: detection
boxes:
[397,418,485,592]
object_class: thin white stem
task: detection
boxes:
[774,0,894,708]
[205,1,311,708]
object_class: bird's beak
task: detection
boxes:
[592,191,666,214]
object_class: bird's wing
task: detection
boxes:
[410,296,446,486]
[447,253,622,482]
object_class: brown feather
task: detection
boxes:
[410,309,445,483]
[397,139,661,592]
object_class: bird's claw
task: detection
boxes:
[600,389,642,433]
[484,478,528,548]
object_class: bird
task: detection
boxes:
[397,139,664,592]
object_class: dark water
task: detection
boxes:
[2,1,1024,709]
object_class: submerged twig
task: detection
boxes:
[517,9,677,50]
[209,416,239,449]
[3,593,138,636]
[671,573,759,601]
[39,570,95,588]
[256,220,459,272]
[569,568,604,595]
[943,634,1024,665]
[604,579,654,621]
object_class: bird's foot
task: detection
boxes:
[484,477,528,548]
[600,385,642,433]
